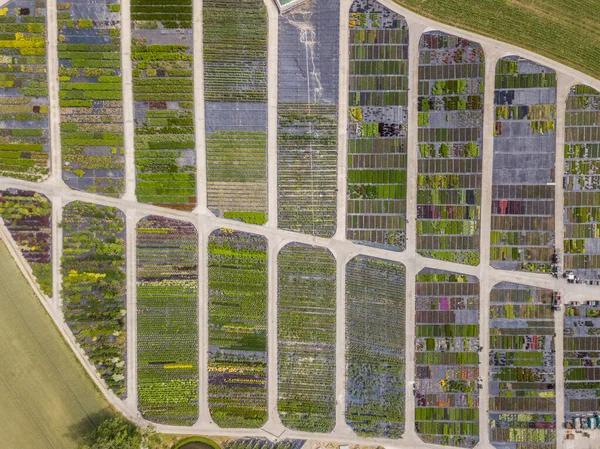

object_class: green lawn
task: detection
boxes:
[0,239,113,449]
[393,0,600,79]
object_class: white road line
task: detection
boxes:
[193,0,208,213]
[120,0,136,201]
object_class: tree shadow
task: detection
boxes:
[64,409,114,445]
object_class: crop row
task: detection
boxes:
[61,201,127,397]
[0,0,50,181]
[208,229,268,428]
[347,0,408,251]
[137,216,198,425]
[58,0,125,197]
[489,283,556,449]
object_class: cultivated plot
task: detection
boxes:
[414,268,479,448]
[346,0,409,251]
[204,0,268,225]
[136,216,199,425]
[131,0,196,210]
[0,0,50,181]
[416,31,484,266]
[564,85,600,281]
[278,243,336,432]
[224,439,306,449]
[564,303,600,424]
[489,283,556,449]
[491,56,557,273]
[58,0,125,197]
[61,201,127,397]
[346,255,406,438]
[208,229,268,428]
[277,0,339,238]
[0,189,52,296]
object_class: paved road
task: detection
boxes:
[2,0,600,446]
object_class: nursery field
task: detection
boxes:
[491,57,557,273]
[0,0,50,181]
[137,216,199,425]
[0,240,113,449]
[204,0,268,225]
[564,303,600,422]
[131,0,196,210]
[489,283,556,449]
[346,0,408,251]
[277,1,339,238]
[57,0,125,197]
[223,439,306,449]
[61,201,127,397]
[414,268,480,448]
[416,32,484,266]
[278,243,336,433]
[208,229,268,428]
[346,255,406,438]
[0,189,52,296]
[564,85,600,281]
[391,0,600,81]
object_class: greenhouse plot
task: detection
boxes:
[277,1,339,238]
[346,0,409,251]
[0,0,50,181]
[491,56,557,273]
[278,243,336,432]
[0,189,51,296]
[208,229,268,428]
[57,0,124,197]
[489,283,556,449]
[224,439,306,449]
[416,32,484,266]
[564,85,600,281]
[61,201,126,397]
[131,0,196,210]
[414,268,479,448]
[204,0,268,225]
[346,255,406,438]
[137,216,198,425]
[564,303,600,423]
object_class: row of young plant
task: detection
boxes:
[203,0,268,225]
[278,243,336,432]
[416,31,484,266]
[136,216,198,425]
[489,283,556,449]
[223,439,305,449]
[131,0,196,210]
[61,201,127,397]
[414,269,480,448]
[57,0,125,197]
[563,84,600,281]
[0,0,50,181]
[0,189,52,295]
[345,254,406,438]
[208,229,268,428]
[491,57,557,273]
[346,0,409,251]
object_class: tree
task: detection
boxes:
[79,416,157,449]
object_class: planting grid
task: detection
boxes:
[414,269,480,448]
[416,32,484,266]
[489,283,556,449]
[564,85,600,281]
[208,229,268,428]
[346,255,406,438]
[564,303,600,423]
[131,0,196,210]
[136,216,199,425]
[57,0,125,198]
[491,56,557,273]
[0,189,52,296]
[277,0,339,238]
[223,439,306,449]
[277,243,336,433]
[346,0,409,251]
[204,0,268,225]
[0,0,50,182]
[61,201,127,397]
